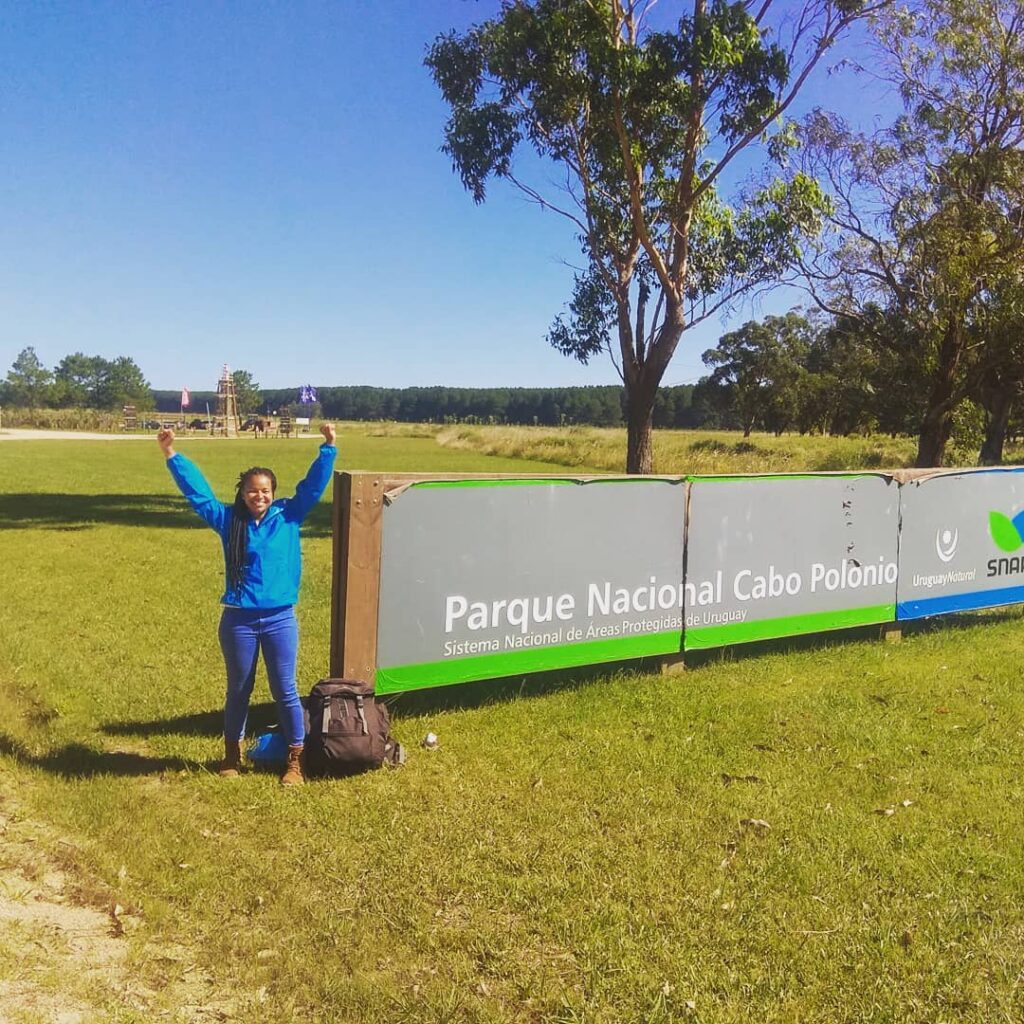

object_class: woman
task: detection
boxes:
[157,423,337,785]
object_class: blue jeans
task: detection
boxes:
[218,606,304,747]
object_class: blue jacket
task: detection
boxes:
[167,444,337,609]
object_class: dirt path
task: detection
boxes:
[0,429,155,441]
[0,429,203,442]
[0,429,321,442]
[0,782,234,1023]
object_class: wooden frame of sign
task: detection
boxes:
[330,472,385,682]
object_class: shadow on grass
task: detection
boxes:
[3,699,299,777]
[97,670,652,730]
[102,707,223,738]
[383,659,654,718]
[0,734,197,779]
[101,702,279,739]
[0,493,201,531]
[682,605,1024,669]
[0,492,333,537]
[899,605,1024,637]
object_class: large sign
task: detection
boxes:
[897,468,1024,619]
[684,474,900,649]
[375,479,686,693]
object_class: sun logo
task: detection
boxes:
[935,528,959,562]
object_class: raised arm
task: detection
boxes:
[158,428,228,533]
[157,427,176,459]
[285,422,338,524]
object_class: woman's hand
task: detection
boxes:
[320,422,336,446]
[157,428,176,458]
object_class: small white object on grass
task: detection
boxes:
[422,732,439,750]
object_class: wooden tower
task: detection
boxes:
[214,365,240,437]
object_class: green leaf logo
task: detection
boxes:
[988,511,1023,552]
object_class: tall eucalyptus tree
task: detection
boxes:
[427,0,881,472]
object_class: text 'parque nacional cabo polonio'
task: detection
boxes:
[443,558,899,636]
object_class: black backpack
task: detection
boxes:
[304,679,405,778]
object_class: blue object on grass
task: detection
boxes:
[248,730,288,763]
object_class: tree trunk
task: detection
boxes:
[979,387,1013,465]
[618,300,684,475]
[915,319,964,468]
[625,382,656,474]
[915,411,953,468]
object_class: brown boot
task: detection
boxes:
[280,744,305,787]
[219,737,242,778]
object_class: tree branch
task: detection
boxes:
[696,1,891,205]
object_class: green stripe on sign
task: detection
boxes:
[375,630,682,694]
[684,604,895,650]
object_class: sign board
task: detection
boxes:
[684,475,899,649]
[374,479,686,692]
[897,468,1024,619]
[295,417,311,426]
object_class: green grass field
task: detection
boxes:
[1,426,1023,1023]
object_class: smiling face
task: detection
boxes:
[241,473,275,521]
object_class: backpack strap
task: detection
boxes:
[322,695,348,733]
[354,695,369,735]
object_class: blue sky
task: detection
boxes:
[0,1,894,393]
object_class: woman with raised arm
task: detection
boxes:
[157,423,338,786]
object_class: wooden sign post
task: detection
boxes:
[330,472,385,681]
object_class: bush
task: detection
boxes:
[947,400,986,466]
[0,407,129,431]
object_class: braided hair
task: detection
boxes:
[226,466,277,596]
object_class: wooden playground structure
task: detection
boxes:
[132,366,314,436]
[211,365,241,437]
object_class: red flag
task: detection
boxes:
[181,387,190,409]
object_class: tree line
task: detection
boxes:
[1,348,150,410]
[151,383,700,428]
[7,312,1023,463]
[697,310,1024,462]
